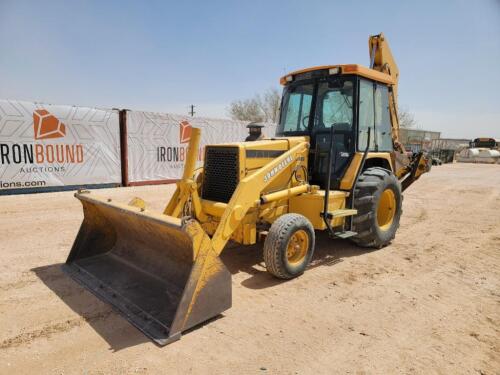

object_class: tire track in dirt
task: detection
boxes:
[0,269,65,292]
[0,278,38,292]
[0,310,113,349]
[1,165,499,374]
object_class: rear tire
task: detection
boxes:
[263,214,315,279]
[351,167,402,248]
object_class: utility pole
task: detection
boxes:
[188,105,196,117]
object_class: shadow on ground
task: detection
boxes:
[32,264,149,351]
[221,231,376,289]
[32,232,375,350]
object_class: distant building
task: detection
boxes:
[430,138,470,151]
[399,128,441,153]
[399,128,476,164]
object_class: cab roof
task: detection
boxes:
[279,64,395,86]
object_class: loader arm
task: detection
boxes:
[210,140,310,255]
[163,128,203,218]
[164,129,310,255]
[165,138,310,334]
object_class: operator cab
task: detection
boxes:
[276,66,394,190]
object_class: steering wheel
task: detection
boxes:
[301,115,310,129]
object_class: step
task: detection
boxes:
[324,209,358,220]
[333,230,357,239]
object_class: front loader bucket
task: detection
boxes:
[63,191,231,346]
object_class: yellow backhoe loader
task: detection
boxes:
[63,33,429,345]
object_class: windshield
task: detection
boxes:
[277,77,354,134]
[278,83,314,133]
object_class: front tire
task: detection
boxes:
[263,213,315,279]
[351,167,402,248]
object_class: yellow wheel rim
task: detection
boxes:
[377,188,396,231]
[286,229,309,265]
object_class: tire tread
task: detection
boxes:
[351,167,402,248]
[263,214,314,279]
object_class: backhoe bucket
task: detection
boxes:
[63,191,231,346]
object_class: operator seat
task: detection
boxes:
[310,122,353,189]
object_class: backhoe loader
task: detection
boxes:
[63,33,429,345]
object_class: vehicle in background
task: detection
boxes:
[469,137,498,150]
[456,147,500,164]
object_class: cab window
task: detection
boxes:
[374,84,393,151]
[279,84,313,132]
[358,79,393,151]
[314,79,354,130]
[358,79,376,150]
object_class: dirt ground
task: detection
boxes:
[0,163,498,375]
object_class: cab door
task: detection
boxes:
[358,78,393,152]
[310,77,355,189]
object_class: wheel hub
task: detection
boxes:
[377,188,396,231]
[286,229,309,265]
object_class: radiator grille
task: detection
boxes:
[202,146,239,203]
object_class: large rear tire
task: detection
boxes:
[263,214,315,279]
[351,167,402,248]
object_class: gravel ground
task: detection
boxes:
[0,163,499,375]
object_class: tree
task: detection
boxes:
[398,106,417,128]
[228,98,263,122]
[228,88,281,123]
[257,87,281,123]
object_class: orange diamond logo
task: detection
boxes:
[179,120,192,144]
[33,109,66,140]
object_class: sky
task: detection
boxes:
[0,0,499,139]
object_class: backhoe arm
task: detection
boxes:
[369,33,429,186]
